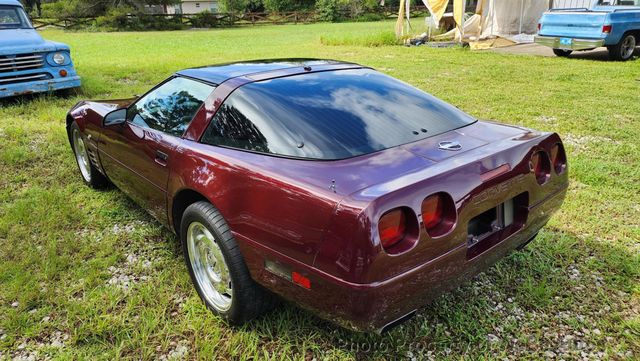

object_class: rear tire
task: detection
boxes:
[181,201,278,325]
[69,122,108,189]
[608,34,636,61]
[553,49,573,57]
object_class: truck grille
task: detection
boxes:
[0,73,52,85]
[0,54,45,73]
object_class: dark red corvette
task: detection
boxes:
[67,59,568,333]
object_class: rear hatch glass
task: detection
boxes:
[202,68,475,160]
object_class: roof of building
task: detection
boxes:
[176,59,359,85]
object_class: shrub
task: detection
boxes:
[219,0,249,13]
[263,0,314,12]
[95,7,185,31]
[315,0,341,22]
[191,10,219,27]
[246,0,265,12]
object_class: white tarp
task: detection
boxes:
[476,0,550,36]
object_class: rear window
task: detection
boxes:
[201,69,475,160]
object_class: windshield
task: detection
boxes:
[201,68,476,160]
[0,6,32,29]
[597,0,640,5]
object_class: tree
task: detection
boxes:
[262,0,314,12]
[20,0,42,16]
[219,0,249,13]
[39,0,180,18]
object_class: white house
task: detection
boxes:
[166,0,221,14]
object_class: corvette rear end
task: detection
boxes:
[244,121,568,333]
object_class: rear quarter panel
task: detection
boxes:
[606,10,640,44]
[167,141,344,268]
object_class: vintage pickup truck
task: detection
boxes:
[0,0,80,98]
[535,0,640,61]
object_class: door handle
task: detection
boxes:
[155,150,169,166]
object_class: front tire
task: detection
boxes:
[553,49,573,57]
[608,34,636,61]
[70,122,108,189]
[181,201,277,325]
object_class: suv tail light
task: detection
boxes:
[537,23,541,31]
[530,151,551,185]
[603,24,612,34]
[550,143,567,175]
[378,209,407,249]
[421,193,456,238]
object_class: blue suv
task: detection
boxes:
[0,0,80,98]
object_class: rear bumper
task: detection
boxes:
[534,35,605,50]
[241,183,568,332]
[0,75,81,99]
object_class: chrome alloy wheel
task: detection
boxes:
[622,35,636,60]
[187,221,233,311]
[72,128,91,182]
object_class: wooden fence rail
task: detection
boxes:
[31,6,430,30]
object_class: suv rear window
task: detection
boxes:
[201,69,475,160]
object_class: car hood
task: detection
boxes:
[0,29,70,56]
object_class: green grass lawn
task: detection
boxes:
[0,22,638,360]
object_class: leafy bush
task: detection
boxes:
[191,10,219,27]
[246,0,265,12]
[315,0,341,22]
[41,0,181,18]
[316,0,381,22]
[219,0,249,13]
[95,7,185,31]
[263,0,314,12]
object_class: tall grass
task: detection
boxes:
[320,30,399,46]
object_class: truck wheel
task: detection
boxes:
[69,122,108,189]
[181,201,278,325]
[608,34,636,61]
[553,49,572,57]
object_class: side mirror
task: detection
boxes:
[104,108,127,127]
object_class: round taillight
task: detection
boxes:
[550,143,567,175]
[378,207,418,253]
[378,208,407,249]
[530,151,551,185]
[421,192,456,238]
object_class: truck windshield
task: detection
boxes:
[0,6,32,29]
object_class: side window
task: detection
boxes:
[128,77,214,137]
[200,97,271,154]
